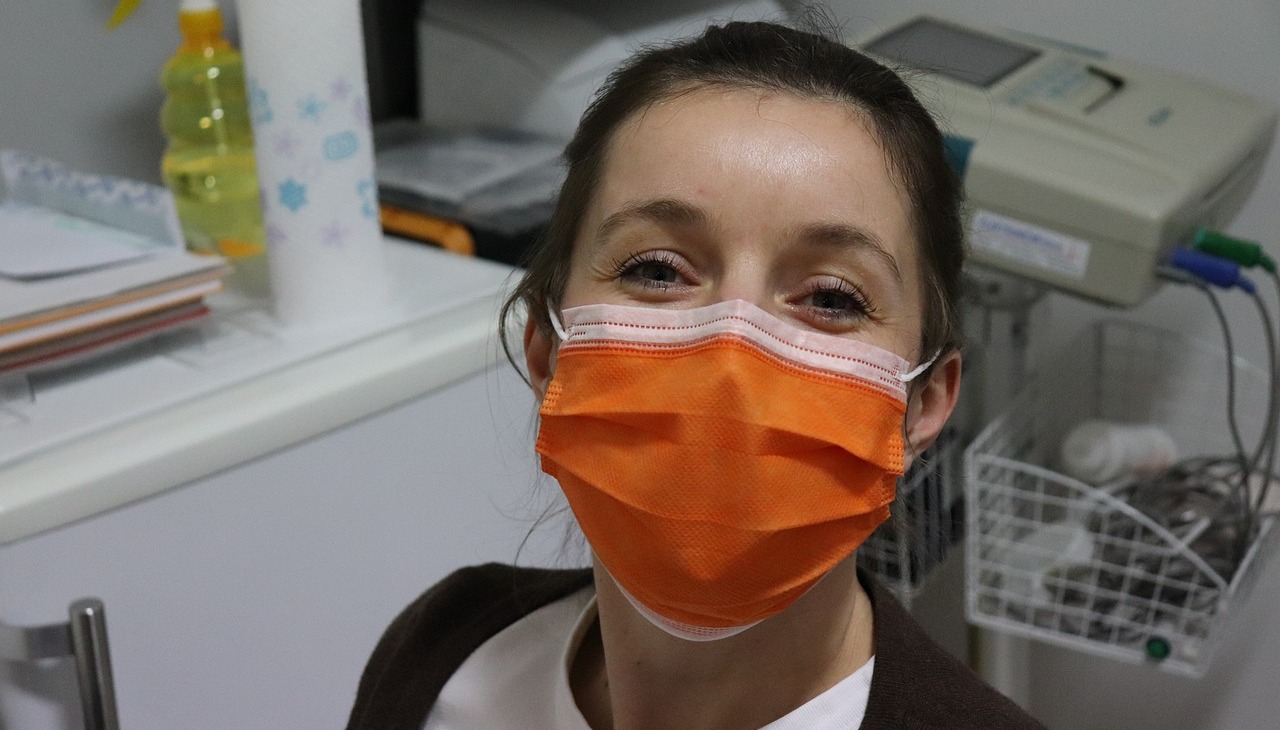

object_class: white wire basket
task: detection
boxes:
[965,319,1278,677]
[860,426,965,607]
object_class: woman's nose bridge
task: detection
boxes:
[713,256,775,311]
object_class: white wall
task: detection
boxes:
[0,1,242,185]
[821,2,1280,728]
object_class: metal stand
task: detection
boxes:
[962,265,1047,707]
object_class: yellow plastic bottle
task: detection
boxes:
[160,0,268,295]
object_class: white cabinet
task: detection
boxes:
[0,241,569,728]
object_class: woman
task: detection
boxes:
[349,20,1045,730]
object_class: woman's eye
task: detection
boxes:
[810,289,859,312]
[613,252,691,290]
[797,279,875,324]
[626,260,680,284]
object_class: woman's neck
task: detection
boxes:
[570,555,874,730]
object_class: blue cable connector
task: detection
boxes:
[1169,248,1256,293]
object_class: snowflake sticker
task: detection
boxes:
[357,178,378,219]
[272,130,302,159]
[321,219,350,248]
[250,79,273,124]
[298,94,327,122]
[351,96,370,126]
[265,221,288,245]
[330,77,353,102]
[299,158,324,182]
[278,178,308,212]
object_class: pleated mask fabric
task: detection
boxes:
[536,299,919,639]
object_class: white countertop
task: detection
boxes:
[0,238,518,545]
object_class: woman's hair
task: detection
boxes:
[499,19,966,371]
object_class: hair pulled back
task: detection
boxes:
[500,20,965,370]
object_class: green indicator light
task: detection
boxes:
[1145,636,1172,661]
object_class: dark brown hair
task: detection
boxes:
[499,19,965,372]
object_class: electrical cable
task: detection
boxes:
[1181,233,1280,543]
[1152,267,1258,565]
[1251,271,1280,523]
[1246,292,1275,471]
[1196,281,1252,477]
[1204,282,1259,560]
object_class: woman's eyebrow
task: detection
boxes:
[595,198,708,245]
[795,222,903,284]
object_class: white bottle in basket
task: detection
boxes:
[1059,420,1178,484]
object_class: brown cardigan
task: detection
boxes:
[347,564,1046,730]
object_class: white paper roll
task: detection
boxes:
[235,0,391,326]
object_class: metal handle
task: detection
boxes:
[0,598,120,730]
[69,599,120,730]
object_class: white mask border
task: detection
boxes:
[550,300,940,385]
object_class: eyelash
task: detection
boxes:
[610,252,876,322]
[611,251,690,290]
[797,278,876,322]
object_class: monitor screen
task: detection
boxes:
[866,18,1040,88]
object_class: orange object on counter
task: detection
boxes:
[379,204,475,256]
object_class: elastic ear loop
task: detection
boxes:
[899,351,940,383]
[547,307,569,342]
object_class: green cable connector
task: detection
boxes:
[1194,228,1277,273]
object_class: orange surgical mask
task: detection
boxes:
[536,300,931,640]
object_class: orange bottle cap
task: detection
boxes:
[178,8,230,52]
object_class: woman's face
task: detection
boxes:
[559,87,925,362]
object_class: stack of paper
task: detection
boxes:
[0,150,229,374]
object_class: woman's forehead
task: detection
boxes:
[585,87,919,272]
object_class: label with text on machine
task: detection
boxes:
[970,209,1091,280]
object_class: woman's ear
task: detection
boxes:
[904,351,962,458]
[524,316,556,400]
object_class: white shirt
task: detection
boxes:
[424,587,875,729]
